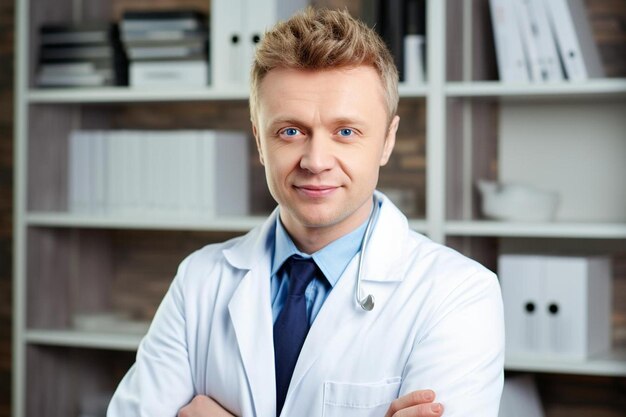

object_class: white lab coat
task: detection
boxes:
[108,193,504,417]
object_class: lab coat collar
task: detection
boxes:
[359,190,409,282]
[223,192,410,281]
[222,207,279,270]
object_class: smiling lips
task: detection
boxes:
[294,185,339,198]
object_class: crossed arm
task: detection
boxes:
[177,390,444,417]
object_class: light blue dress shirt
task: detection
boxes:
[270,212,371,326]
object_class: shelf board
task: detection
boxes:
[25,330,626,377]
[25,329,142,351]
[25,212,429,234]
[27,84,429,103]
[27,86,250,103]
[505,349,626,377]
[445,221,626,239]
[25,212,266,232]
[398,84,428,97]
[446,79,626,99]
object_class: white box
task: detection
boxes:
[130,60,208,87]
[499,254,612,360]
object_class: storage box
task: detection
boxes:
[498,254,612,360]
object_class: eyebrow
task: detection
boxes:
[266,116,369,129]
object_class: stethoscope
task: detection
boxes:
[355,194,380,311]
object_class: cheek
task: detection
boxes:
[264,146,300,181]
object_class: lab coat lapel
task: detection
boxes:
[228,263,276,417]
[226,211,278,417]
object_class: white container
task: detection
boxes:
[499,254,612,360]
[477,180,559,221]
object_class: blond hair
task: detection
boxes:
[250,7,399,124]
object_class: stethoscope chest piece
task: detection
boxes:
[358,294,375,311]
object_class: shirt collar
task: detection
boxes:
[271,209,372,288]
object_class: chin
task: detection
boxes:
[294,207,350,229]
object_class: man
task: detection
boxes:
[108,8,504,417]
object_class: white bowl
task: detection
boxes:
[477,180,559,222]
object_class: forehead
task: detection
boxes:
[256,66,388,121]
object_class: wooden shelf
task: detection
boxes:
[505,349,626,377]
[25,212,267,232]
[25,329,143,351]
[445,220,626,239]
[446,79,626,99]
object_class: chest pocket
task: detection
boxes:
[322,377,401,417]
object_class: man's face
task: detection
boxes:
[253,66,398,239]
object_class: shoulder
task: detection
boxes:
[173,232,251,289]
[401,231,501,314]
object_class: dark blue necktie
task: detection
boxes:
[273,256,319,416]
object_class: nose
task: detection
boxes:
[299,134,335,174]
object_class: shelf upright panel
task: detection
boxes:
[426,0,446,244]
[13,0,28,415]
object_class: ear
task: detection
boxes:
[252,123,265,166]
[379,115,399,166]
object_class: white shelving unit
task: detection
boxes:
[13,0,626,416]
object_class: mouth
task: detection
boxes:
[294,185,339,198]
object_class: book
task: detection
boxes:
[489,0,530,82]
[121,10,207,33]
[528,0,563,81]
[543,0,604,81]
[126,39,207,60]
[67,130,249,217]
[514,0,544,82]
[121,28,207,43]
[36,22,128,86]
[36,72,111,87]
[40,22,114,45]
[40,45,115,60]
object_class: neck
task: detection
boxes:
[281,198,374,254]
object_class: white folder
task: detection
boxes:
[528,0,564,81]
[514,0,546,82]
[489,0,530,82]
[211,0,247,87]
[543,0,604,81]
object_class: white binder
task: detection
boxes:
[528,0,564,81]
[489,0,530,82]
[514,0,546,82]
[212,0,309,89]
[211,0,246,87]
[543,0,605,81]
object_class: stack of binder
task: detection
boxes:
[36,23,127,87]
[120,10,209,87]
[489,0,604,83]
[67,130,250,218]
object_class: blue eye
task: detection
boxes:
[338,128,354,137]
[281,128,301,137]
